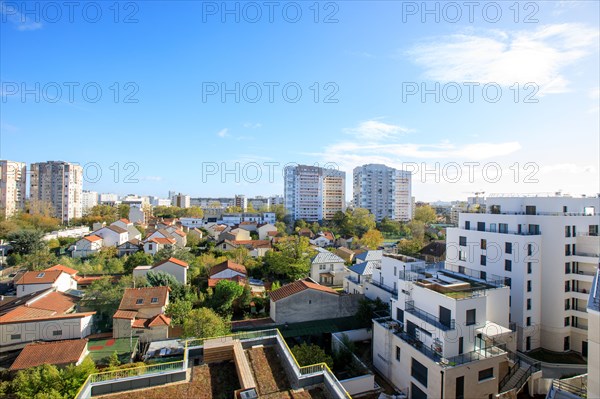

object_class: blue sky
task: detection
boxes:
[1,0,599,201]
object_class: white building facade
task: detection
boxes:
[0,160,27,218]
[30,161,83,223]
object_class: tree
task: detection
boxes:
[272,204,287,222]
[146,270,180,288]
[356,298,389,327]
[397,239,423,256]
[166,299,194,326]
[182,206,204,218]
[211,280,244,315]
[264,236,314,280]
[108,351,121,369]
[407,220,425,242]
[181,308,230,338]
[12,364,63,399]
[360,229,384,250]
[7,229,45,255]
[291,343,333,368]
[124,251,153,274]
[414,205,437,224]
[349,208,376,237]
[80,277,129,329]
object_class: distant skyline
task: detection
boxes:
[2,1,598,201]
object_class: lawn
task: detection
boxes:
[88,337,139,365]
[526,349,586,365]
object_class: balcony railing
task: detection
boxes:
[461,226,541,236]
[405,301,455,331]
[370,280,398,296]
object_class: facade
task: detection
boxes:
[587,267,600,399]
[112,286,171,342]
[81,190,98,214]
[310,247,348,286]
[133,257,188,284]
[171,193,191,208]
[94,226,129,247]
[71,235,103,258]
[372,264,523,399]
[30,161,83,223]
[15,270,78,297]
[234,194,248,211]
[0,289,95,348]
[284,165,346,222]
[446,195,600,354]
[353,164,412,222]
[0,160,27,218]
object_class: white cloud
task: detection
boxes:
[0,2,43,31]
[343,120,412,142]
[407,24,599,95]
[217,128,229,138]
[243,122,262,129]
[141,176,163,182]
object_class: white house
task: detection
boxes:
[219,228,251,242]
[111,219,142,242]
[133,257,188,284]
[180,217,204,228]
[310,231,335,248]
[366,254,426,303]
[257,223,278,240]
[95,225,129,247]
[15,270,78,298]
[0,289,95,349]
[310,247,347,286]
[71,235,103,258]
[143,237,176,256]
[147,228,186,248]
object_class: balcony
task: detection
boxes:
[460,226,541,236]
[369,280,398,299]
[405,301,455,331]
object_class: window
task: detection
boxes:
[565,244,571,256]
[564,317,570,327]
[565,299,571,310]
[499,223,508,234]
[459,251,466,261]
[53,330,62,336]
[459,236,467,246]
[490,223,497,232]
[565,226,571,237]
[527,280,532,292]
[525,205,536,215]
[505,242,512,254]
[477,222,486,232]
[527,262,532,274]
[565,262,571,274]
[411,383,427,399]
[411,358,428,387]
[505,259,512,272]
[590,225,599,236]
[456,376,465,399]
[527,298,532,310]
[151,297,158,304]
[526,336,531,351]
[480,255,486,266]
[526,317,531,327]
[11,334,21,340]
[504,277,511,288]
[36,272,45,278]
[465,221,471,230]
[572,226,576,236]
[396,308,404,323]
[480,271,487,280]
[481,239,487,250]
[396,346,401,361]
[466,309,476,326]
[565,281,571,292]
[564,337,570,351]
[136,299,144,305]
[478,368,494,382]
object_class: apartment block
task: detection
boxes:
[353,164,412,221]
[284,165,345,222]
[81,190,98,214]
[446,195,600,354]
[171,193,190,208]
[0,160,27,218]
[372,263,537,399]
[587,268,600,399]
[30,161,83,223]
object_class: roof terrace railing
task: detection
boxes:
[405,300,455,331]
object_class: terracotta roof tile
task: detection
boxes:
[30,291,78,313]
[269,279,338,302]
[15,270,65,285]
[148,237,176,245]
[113,310,138,320]
[118,286,169,310]
[147,314,171,327]
[83,235,103,243]
[10,339,88,370]
[154,257,189,269]
[46,264,79,276]
[208,275,247,288]
[209,260,247,277]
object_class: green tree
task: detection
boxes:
[182,206,204,218]
[414,205,437,224]
[291,343,333,368]
[124,251,153,274]
[397,239,423,256]
[12,364,63,399]
[108,351,121,369]
[349,208,376,237]
[60,357,97,398]
[407,220,425,242]
[264,236,314,280]
[181,308,230,338]
[146,270,180,288]
[166,299,194,325]
[272,204,287,222]
[212,280,244,315]
[80,277,129,329]
[7,229,46,255]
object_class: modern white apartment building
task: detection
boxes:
[234,194,248,211]
[171,193,190,208]
[284,165,345,222]
[353,164,412,222]
[372,263,539,399]
[446,194,600,354]
[81,190,98,214]
[30,161,83,223]
[0,160,27,218]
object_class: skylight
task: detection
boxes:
[36,273,45,278]
[136,299,144,304]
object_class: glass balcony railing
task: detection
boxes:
[405,301,455,331]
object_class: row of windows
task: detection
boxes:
[11,330,62,340]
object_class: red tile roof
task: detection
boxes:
[0,291,95,324]
[208,275,247,288]
[46,264,79,276]
[15,270,65,285]
[30,291,78,313]
[113,310,138,320]
[209,260,247,277]
[118,286,169,310]
[154,257,189,269]
[10,339,88,370]
[148,237,176,245]
[84,235,103,243]
[233,240,272,249]
[147,314,171,327]
[119,218,131,224]
[269,279,339,302]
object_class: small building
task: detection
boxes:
[133,257,189,284]
[143,237,176,256]
[309,247,347,286]
[95,225,129,247]
[419,240,446,263]
[345,261,375,295]
[71,235,103,258]
[335,247,355,263]
[215,239,271,257]
[10,339,89,371]
[257,223,277,240]
[269,278,363,324]
[113,286,171,342]
[15,270,78,298]
[209,260,247,281]
[117,239,143,257]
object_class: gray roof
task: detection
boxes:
[311,247,345,264]
[348,261,375,276]
[106,225,128,234]
[355,250,383,262]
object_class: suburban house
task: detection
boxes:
[205,223,229,239]
[418,240,447,263]
[335,247,355,263]
[46,264,80,279]
[71,235,104,258]
[133,257,189,284]
[219,228,251,242]
[269,278,363,324]
[257,223,277,240]
[187,228,204,240]
[0,289,95,349]
[297,228,315,239]
[345,261,375,295]
[113,286,171,342]
[111,219,143,242]
[310,231,335,247]
[336,236,355,248]
[215,239,272,257]
[95,225,129,247]
[143,237,176,256]
[208,260,247,287]
[15,270,78,298]
[146,228,186,248]
[309,247,348,286]
[10,339,89,370]
[117,239,143,257]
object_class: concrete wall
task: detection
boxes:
[270,291,363,324]
[341,374,375,396]
[1,315,93,347]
